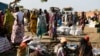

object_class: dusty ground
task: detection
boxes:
[0,26,100,56]
[84,26,100,48]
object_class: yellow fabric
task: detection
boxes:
[3,9,14,34]
[29,13,37,34]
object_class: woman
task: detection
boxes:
[3,8,14,41]
[44,10,50,33]
[0,10,4,29]
[0,10,6,37]
[49,7,55,39]
[29,9,38,35]
[79,36,93,56]
[67,12,73,26]
[11,6,24,45]
[24,10,30,32]
[37,9,47,39]
[79,12,87,33]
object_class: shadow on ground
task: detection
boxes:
[0,48,17,56]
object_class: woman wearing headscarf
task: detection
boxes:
[29,9,38,35]
[79,36,93,56]
[37,9,47,39]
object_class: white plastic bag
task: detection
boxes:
[65,27,70,35]
[75,27,82,36]
[92,48,100,56]
[88,21,96,28]
[57,26,66,34]
[70,25,76,35]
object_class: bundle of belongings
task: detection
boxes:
[88,19,99,28]
[88,20,97,28]
[17,35,49,56]
[0,28,11,53]
[54,37,78,56]
[0,37,11,53]
[57,25,82,36]
[28,36,50,56]
[92,48,100,56]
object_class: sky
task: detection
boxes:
[0,0,100,11]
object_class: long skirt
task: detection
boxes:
[29,19,37,34]
[37,24,46,37]
[11,24,24,44]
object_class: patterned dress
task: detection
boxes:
[11,11,24,44]
[3,9,14,35]
[49,12,54,38]
[29,13,37,34]
[37,14,47,37]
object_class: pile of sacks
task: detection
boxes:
[57,25,82,36]
[18,36,50,56]
[88,20,97,28]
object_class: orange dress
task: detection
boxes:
[29,13,37,34]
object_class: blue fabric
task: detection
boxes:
[58,19,62,26]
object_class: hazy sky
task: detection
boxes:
[0,0,100,11]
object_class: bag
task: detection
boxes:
[0,37,11,53]
[75,27,82,36]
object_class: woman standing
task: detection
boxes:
[0,10,4,29]
[29,9,38,35]
[79,36,93,56]
[48,8,54,38]
[11,7,24,45]
[0,10,6,36]
[24,10,30,32]
[79,12,87,33]
[3,8,14,41]
[37,9,47,39]
[44,10,50,33]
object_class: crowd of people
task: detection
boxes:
[0,5,100,40]
[0,5,100,56]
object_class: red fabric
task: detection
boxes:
[0,13,4,28]
[20,42,27,49]
[84,35,89,42]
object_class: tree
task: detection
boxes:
[9,0,21,8]
[41,0,48,2]
[94,9,99,12]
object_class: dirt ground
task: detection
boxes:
[0,26,100,56]
[84,26,100,48]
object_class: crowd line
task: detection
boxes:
[0,5,100,56]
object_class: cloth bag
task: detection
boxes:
[75,27,82,36]
[70,25,76,35]
[0,37,11,53]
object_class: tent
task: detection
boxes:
[0,2,8,13]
